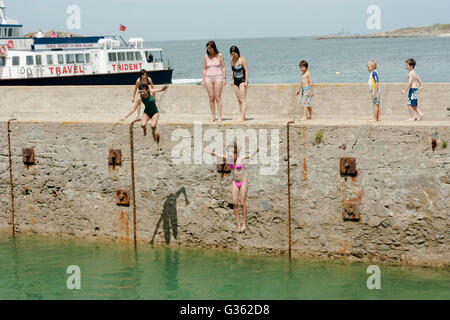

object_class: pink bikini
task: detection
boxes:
[229,162,248,189]
[205,55,223,84]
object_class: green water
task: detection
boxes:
[0,233,448,300]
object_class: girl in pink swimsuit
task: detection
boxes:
[202,40,226,123]
[203,141,260,232]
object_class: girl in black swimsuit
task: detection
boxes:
[229,46,249,122]
[128,69,155,120]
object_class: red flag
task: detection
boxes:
[120,24,126,32]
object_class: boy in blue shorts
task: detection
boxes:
[367,60,381,122]
[402,58,424,121]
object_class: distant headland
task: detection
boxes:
[315,23,450,40]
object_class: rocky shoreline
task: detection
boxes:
[316,23,450,40]
[24,30,83,38]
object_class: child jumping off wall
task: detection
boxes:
[121,83,168,143]
[295,60,314,121]
[367,60,381,122]
[203,141,260,233]
[402,58,424,121]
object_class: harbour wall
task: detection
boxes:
[1,83,449,121]
[0,84,449,267]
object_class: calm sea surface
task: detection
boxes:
[0,234,449,300]
[147,36,450,84]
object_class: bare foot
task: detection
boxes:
[154,133,160,144]
[143,126,147,136]
[209,119,217,123]
[405,118,415,122]
[120,118,126,122]
[300,117,307,121]
[235,118,245,122]
[236,223,241,232]
[217,119,223,124]
[368,119,377,122]
[416,114,424,121]
[240,223,247,232]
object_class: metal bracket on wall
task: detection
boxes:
[116,189,130,206]
[342,200,361,222]
[216,163,231,178]
[108,149,122,168]
[340,157,357,177]
[22,148,35,167]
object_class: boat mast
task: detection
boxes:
[0,1,6,23]
[0,1,18,25]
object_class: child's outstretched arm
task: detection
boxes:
[121,98,141,121]
[241,147,260,160]
[202,147,227,160]
[149,84,168,94]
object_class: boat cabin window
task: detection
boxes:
[12,56,20,66]
[26,56,34,65]
[108,52,117,62]
[117,52,125,62]
[47,55,54,65]
[135,52,143,61]
[57,54,64,64]
[65,54,75,64]
[75,54,85,63]
[0,57,5,67]
[85,54,91,64]
[126,52,135,61]
[144,51,162,62]
[35,55,42,65]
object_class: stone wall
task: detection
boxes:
[0,121,448,267]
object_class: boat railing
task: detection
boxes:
[0,65,43,79]
[103,35,129,47]
[0,38,33,50]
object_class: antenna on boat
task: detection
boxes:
[0,1,6,23]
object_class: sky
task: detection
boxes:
[4,0,450,41]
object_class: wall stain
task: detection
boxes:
[118,211,130,243]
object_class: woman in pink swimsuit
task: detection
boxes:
[203,141,260,232]
[202,41,226,123]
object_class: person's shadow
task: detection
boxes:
[151,187,189,245]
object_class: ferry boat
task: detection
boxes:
[0,1,173,85]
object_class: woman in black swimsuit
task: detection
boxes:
[229,46,249,122]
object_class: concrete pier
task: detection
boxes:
[1,84,449,267]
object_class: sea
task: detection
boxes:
[1,234,449,300]
[146,36,450,84]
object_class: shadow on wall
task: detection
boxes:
[150,187,189,245]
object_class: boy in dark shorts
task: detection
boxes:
[402,58,424,121]
[122,83,168,143]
